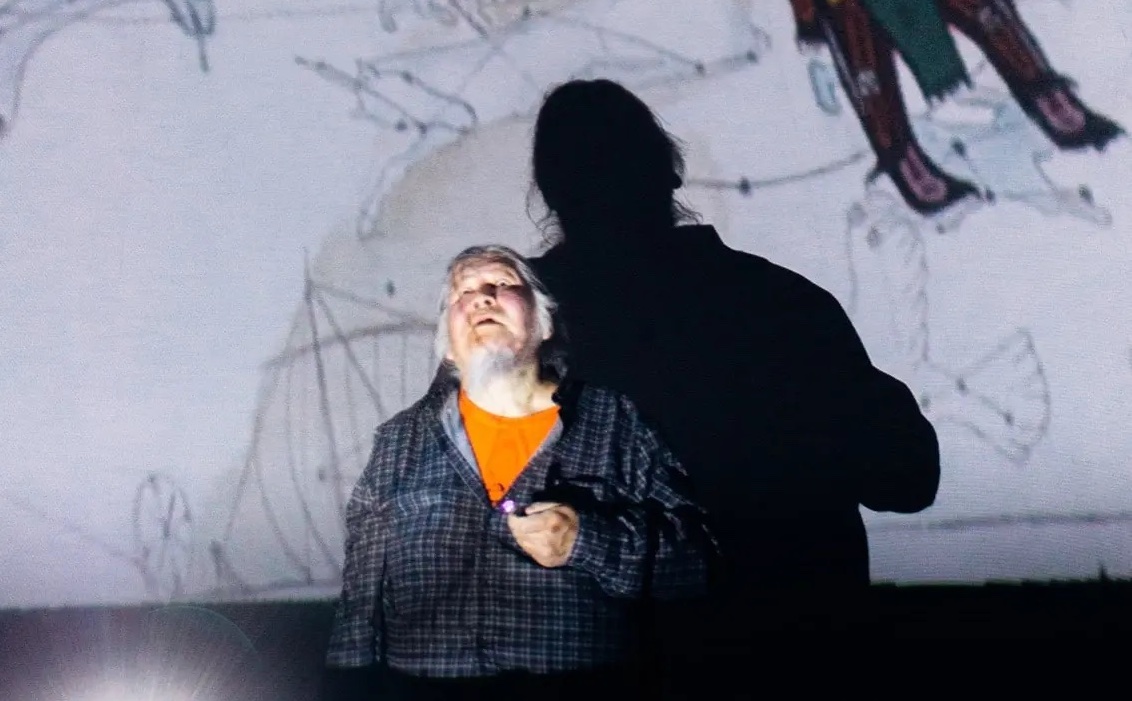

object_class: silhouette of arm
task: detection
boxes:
[802,283,941,513]
[565,398,721,600]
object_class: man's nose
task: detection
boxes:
[472,284,499,305]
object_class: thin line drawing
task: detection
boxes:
[0,0,215,137]
[132,472,195,600]
[2,472,195,601]
[299,0,770,241]
[209,259,439,595]
[685,149,871,195]
[844,187,1053,464]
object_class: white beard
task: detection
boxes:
[462,345,520,395]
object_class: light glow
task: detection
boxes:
[79,680,206,701]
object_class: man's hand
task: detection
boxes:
[506,502,579,568]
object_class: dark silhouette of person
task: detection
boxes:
[524,78,941,690]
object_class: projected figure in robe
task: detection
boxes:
[788,0,1124,215]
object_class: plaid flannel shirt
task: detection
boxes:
[325,373,718,678]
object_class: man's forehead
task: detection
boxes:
[450,257,520,282]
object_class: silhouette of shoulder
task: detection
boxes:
[710,231,846,313]
[671,225,858,341]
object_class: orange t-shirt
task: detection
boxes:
[458,390,561,504]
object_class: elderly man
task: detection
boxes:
[322,244,718,701]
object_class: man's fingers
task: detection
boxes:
[507,513,541,534]
[508,509,560,533]
[508,521,555,549]
[507,505,573,568]
[507,528,568,568]
[522,501,559,515]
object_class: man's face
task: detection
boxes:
[445,258,546,374]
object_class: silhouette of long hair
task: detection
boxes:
[528,79,699,246]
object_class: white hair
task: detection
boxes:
[433,245,557,375]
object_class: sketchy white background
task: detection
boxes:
[1,0,1129,608]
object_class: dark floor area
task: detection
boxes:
[3,580,1131,699]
